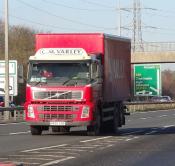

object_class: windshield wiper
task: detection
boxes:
[43,91,71,99]
[62,78,75,85]
[33,81,47,86]
[63,77,90,86]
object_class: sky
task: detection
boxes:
[0,0,175,71]
[1,0,175,42]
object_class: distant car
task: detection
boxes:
[150,96,172,102]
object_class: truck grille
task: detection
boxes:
[39,114,75,121]
[33,90,82,100]
[37,105,79,121]
[38,105,79,112]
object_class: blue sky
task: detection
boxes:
[1,0,175,42]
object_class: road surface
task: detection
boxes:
[1,109,175,166]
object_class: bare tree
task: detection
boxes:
[162,70,175,98]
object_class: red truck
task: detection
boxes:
[25,33,131,135]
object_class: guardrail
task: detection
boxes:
[0,102,175,123]
[0,106,24,123]
[125,101,175,112]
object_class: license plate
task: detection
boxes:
[50,121,66,126]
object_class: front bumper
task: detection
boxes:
[28,121,91,127]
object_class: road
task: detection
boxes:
[1,109,175,166]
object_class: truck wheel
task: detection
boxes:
[30,126,42,135]
[112,107,119,134]
[87,111,101,136]
[119,104,125,126]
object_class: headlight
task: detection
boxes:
[81,106,90,118]
[27,105,35,118]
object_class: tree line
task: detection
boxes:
[0,20,36,104]
[162,70,175,98]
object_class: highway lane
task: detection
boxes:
[0,109,175,165]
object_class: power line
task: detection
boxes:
[0,9,117,32]
[10,14,82,31]
[16,0,115,30]
[79,0,115,9]
[42,0,115,12]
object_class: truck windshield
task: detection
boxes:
[28,62,90,86]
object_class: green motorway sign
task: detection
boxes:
[134,64,161,96]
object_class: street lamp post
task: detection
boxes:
[4,0,10,120]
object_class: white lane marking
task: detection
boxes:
[140,118,147,120]
[29,151,80,155]
[139,117,153,120]
[0,124,8,126]
[125,136,139,142]
[59,148,87,152]
[121,130,143,136]
[22,144,67,153]
[125,138,132,141]
[0,158,8,160]
[163,125,175,128]
[0,122,27,126]
[134,110,175,114]
[40,156,75,166]
[9,131,30,135]
[14,157,53,161]
[69,146,95,149]
[80,136,112,143]
[159,115,168,118]
[9,154,66,158]
[145,130,158,135]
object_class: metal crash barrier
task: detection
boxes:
[125,101,175,112]
[0,106,24,122]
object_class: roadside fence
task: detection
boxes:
[0,106,24,123]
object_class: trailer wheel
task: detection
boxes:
[30,126,42,135]
[87,111,101,136]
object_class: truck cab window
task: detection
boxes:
[28,62,91,86]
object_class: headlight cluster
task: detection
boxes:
[81,106,90,118]
[27,105,35,118]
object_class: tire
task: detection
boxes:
[112,106,119,134]
[87,110,101,136]
[30,126,42,135]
